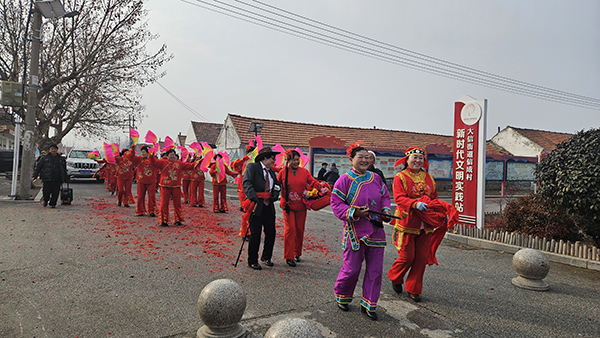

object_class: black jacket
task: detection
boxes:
[317,167,327,180]
[33,154,68,183]
[243,162,281,217]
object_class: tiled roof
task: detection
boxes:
[511,126,573,151]
[191,121,221,147]
[229,114,506,156]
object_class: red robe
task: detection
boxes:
[131,155,158,216]
[209,162,237,212]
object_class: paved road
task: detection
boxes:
[1,180,599,337]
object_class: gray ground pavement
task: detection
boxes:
[0,177,599,338]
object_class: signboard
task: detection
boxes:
[1,81,24,107]
[452,95,487,229]
[486,161,504,181]
[506,162,536,181]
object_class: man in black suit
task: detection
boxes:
[317,162,328,180]
[243,147,281,270]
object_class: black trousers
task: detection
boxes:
[42,181,61,206]
[247,204,276,265]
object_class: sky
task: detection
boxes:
[67,0,600,148]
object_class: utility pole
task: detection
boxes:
[123,115,136,147]
[17,9,42,199]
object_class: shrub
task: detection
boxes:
[497,193,582,242]
[534,127,600,246]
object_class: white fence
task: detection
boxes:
[451,224,600,261]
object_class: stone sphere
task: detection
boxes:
[513,248,550,280]
[197,279,246,330]
[264,318,323,338]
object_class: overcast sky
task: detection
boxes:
[71,0,600,147]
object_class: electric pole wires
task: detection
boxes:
[181,0,600,111]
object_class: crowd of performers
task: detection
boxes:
[90,131,457,322]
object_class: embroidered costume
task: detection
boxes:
[209,161,237,213]
[131,154,158,216]
[189,157,206,207]
[331,168,391,312]
[114,148,136,206]
[151,156,195,225]
[388,146,441,298]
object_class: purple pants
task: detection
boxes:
[334,241,385,311]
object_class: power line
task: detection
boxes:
[153,79,211,122]
[181,0,600,110]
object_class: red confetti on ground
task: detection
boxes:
[81,196,336,270]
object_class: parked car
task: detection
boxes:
[0,150,21,172]
[66,149,102,181]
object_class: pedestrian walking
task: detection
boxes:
[32,144,68,208]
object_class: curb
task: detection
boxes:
[445,233,600,271]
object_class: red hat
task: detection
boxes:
[394,146,429,170]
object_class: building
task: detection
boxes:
[490,126,573,158]
[184,121,222,149]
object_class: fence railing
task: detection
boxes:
[450,224,600,261]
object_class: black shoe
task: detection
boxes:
[243,235,251,242]
[118,201,122,206]
[198,204,204,208]
[361,306,378,321]
[294,256,301,262]
[408,293,422,302]
[249,263,262,270]
[286,259,297,267]
[220,210,227,213]
[392,282,403,294]
[160,223,168,227]
[240,206,244,212]
[174,221,182,226]
[149,213,156,217]
[260,258,274,267]
[50,205,56,209]
[124,204,130,208]
[337,303,349,312]
[136,214,144,217]
[43,200,48,207]
[111,191,115,195]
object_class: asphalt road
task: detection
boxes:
[1,180,599,338]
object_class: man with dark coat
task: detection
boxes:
[317,162,328,180]
[32,144,68,208]
[243,147,281,270]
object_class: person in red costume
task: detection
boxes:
[209,153,237,213]
[230,145,255,240]
[189,154,207,208]
[131,145,158,217]
[114,147,136,207]
[387,146,442,303]
[276,149,317,267]
[95,160,117,195]
[181,160,193,204]
[151,148,195,226]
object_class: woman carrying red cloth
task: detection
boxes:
[131,145,158,217]
[151,148,195,226]
[388,146,452,302]
[114,147,136,207]
[276,149,317,267]
[209,153,237,213]
[230,145,255,239]
[189,154,206,207]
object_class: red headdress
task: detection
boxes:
[283,148,295,159]
[346,140,365,160]
[394,146,429,170]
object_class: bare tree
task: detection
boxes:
[0,0,171,150]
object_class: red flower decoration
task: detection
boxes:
[346,140,364,160]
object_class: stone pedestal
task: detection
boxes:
[512,248,550,291]
[264,318,323,338]
[197,279,247,338]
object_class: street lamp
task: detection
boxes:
[247,122,264,137]
[17,0,79,199]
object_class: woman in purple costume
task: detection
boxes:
[331,142,392,321]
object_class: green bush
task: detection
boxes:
[534,127,600,246]
[491,193,583,242]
